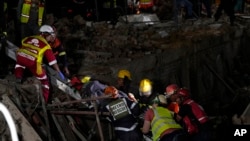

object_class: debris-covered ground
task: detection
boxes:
[1,1,250,140]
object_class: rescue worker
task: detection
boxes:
[138,78,156,104]
[50,26,70,78]
[142,94,187,141]
[137,78,157,132]
[175,88,212,141]
[116,69,138,102]
[103,86,142,141]
[117,69,132,94]
[14,24,65,103]
[17,0,46,41]
[165,84,180,113]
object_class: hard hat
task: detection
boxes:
[176,88,190,98]
[151,95,167,104]
[117,69,131,80]
[81,76,91,83]
[165,84,179,96]
[39,25,55,35]
[104,86,118,98]
[139,79,152,97]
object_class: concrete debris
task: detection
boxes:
[53,14,226,60]
[119,13,160,25]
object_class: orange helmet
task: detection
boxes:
[104,86,118,98]
[176,88,190,98]
[165,84,179,96]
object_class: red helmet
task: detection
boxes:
[165,84,179,96]
[177,88,190,98]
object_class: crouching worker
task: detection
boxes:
[142,94,188,141]
[103,86,142,141]
[14,25,65,103]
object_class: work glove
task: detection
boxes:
[58,71,65,81]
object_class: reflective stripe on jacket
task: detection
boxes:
[18,35,51,74]
[20,0,44,26]
[151,107,182,141]
[183,99,208,124]
[139,0,154,9]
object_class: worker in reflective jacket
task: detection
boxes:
[17,0,45,40]
[165,84,180,114]
[175,88,212,141]
[14,25,65,103]
[142,94,187,141]
[104,86,142,141]
[50,26,70,77]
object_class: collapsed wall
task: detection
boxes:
[51,14,250,118]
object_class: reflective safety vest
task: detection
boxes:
[4,2,7,12]
[139,0,154,9]
[106,98,131,120]
[183,99,208,124]
[151,107,182,141]
[18,35,51,74]
[20,0,44,26]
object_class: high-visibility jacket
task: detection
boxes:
[139,0,154,9]
[183,99,208,124]
[20,0,44,26]
[181,99,209,134]
[151,107,182,141]
[4,2,7,12]
[17,35,56,75]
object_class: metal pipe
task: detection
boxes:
[93,102,104,141]
[50,110,110,116]
[48,95,111,107]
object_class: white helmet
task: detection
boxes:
[39,25,54,35]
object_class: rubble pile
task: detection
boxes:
[49,14,233,77]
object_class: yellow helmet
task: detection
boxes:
[139,79,152,97]
[117,69,132,80]
[81,76,91,83]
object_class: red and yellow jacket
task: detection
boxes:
[16,35,56,74]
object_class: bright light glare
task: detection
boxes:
[0,103,19,141]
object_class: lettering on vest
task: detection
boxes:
[27,38,40,47]
[106,98,131,120]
